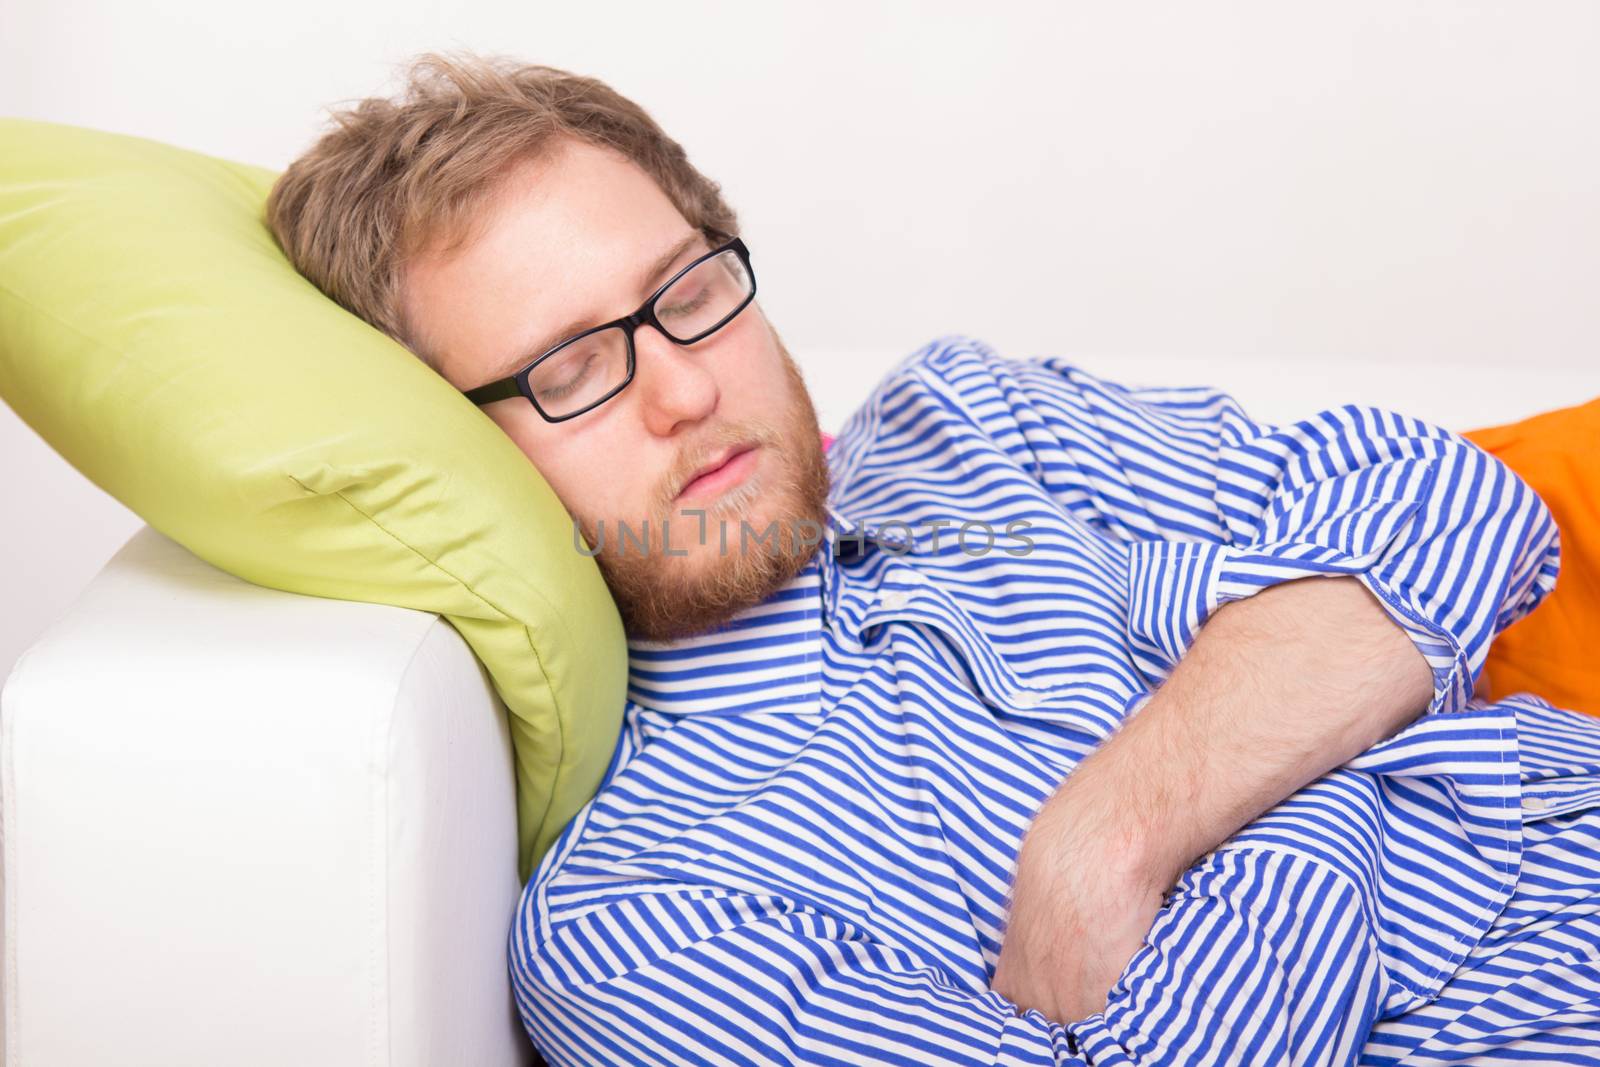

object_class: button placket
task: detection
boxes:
[842,550,1076,715]
[1516,774,1600,822]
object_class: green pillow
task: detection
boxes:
[0,118,627,881]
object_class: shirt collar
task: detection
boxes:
[623,506,905,717]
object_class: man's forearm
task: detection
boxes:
[1036,573,1435,891]
[1030,575,1433,895]
[992,572,1437,1022]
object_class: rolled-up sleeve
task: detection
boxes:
[921,337,1562,717]
[1122,402,1560,716]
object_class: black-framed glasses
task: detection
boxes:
[463,233,756,421]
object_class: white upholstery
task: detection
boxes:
[3,351,1596,1067]
[1,525,534,1066]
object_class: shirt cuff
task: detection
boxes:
[1126,510,1473,718]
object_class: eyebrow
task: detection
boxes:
[485,232,706,384]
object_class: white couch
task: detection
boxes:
[4,352,1597,1066]
[1,523,535,1066]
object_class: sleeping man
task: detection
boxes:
[267,53,1600,1065]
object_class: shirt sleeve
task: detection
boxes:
[509,844,1386,1067]
[900,335,1562,718]
[1073,843,1384,1066]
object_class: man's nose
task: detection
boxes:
[633,324,719,437]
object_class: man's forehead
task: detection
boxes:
[493,139,680,247]
[409,143,707,385]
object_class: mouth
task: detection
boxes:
[675,444,759,503]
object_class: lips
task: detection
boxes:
[676,444,757,501]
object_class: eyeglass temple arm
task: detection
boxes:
[464,377,523,406]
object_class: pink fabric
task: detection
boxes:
[821,431,835,451]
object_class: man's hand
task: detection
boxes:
[991,818,1167,1022]
[989,575,1436,1024]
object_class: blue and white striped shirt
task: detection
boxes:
[511,334,1600,1065]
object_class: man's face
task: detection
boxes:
[401,138,829,641]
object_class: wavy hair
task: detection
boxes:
[265,49,740,368]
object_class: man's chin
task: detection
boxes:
[595,486,829,641]
[593,516,818,642]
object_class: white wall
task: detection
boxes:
[4,0,1599,682]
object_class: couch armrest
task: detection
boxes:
[1,525,534,1066]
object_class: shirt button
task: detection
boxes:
[1521,795,1548,812]
[879,589,912,611]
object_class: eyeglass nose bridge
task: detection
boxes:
[619,293,695,351]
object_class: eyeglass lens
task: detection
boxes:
[525,248,753,418]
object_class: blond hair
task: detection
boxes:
[264,49,741,368]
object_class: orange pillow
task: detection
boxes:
[1463,397,1600,718]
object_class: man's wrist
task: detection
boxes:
[1019,762,1179,904]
